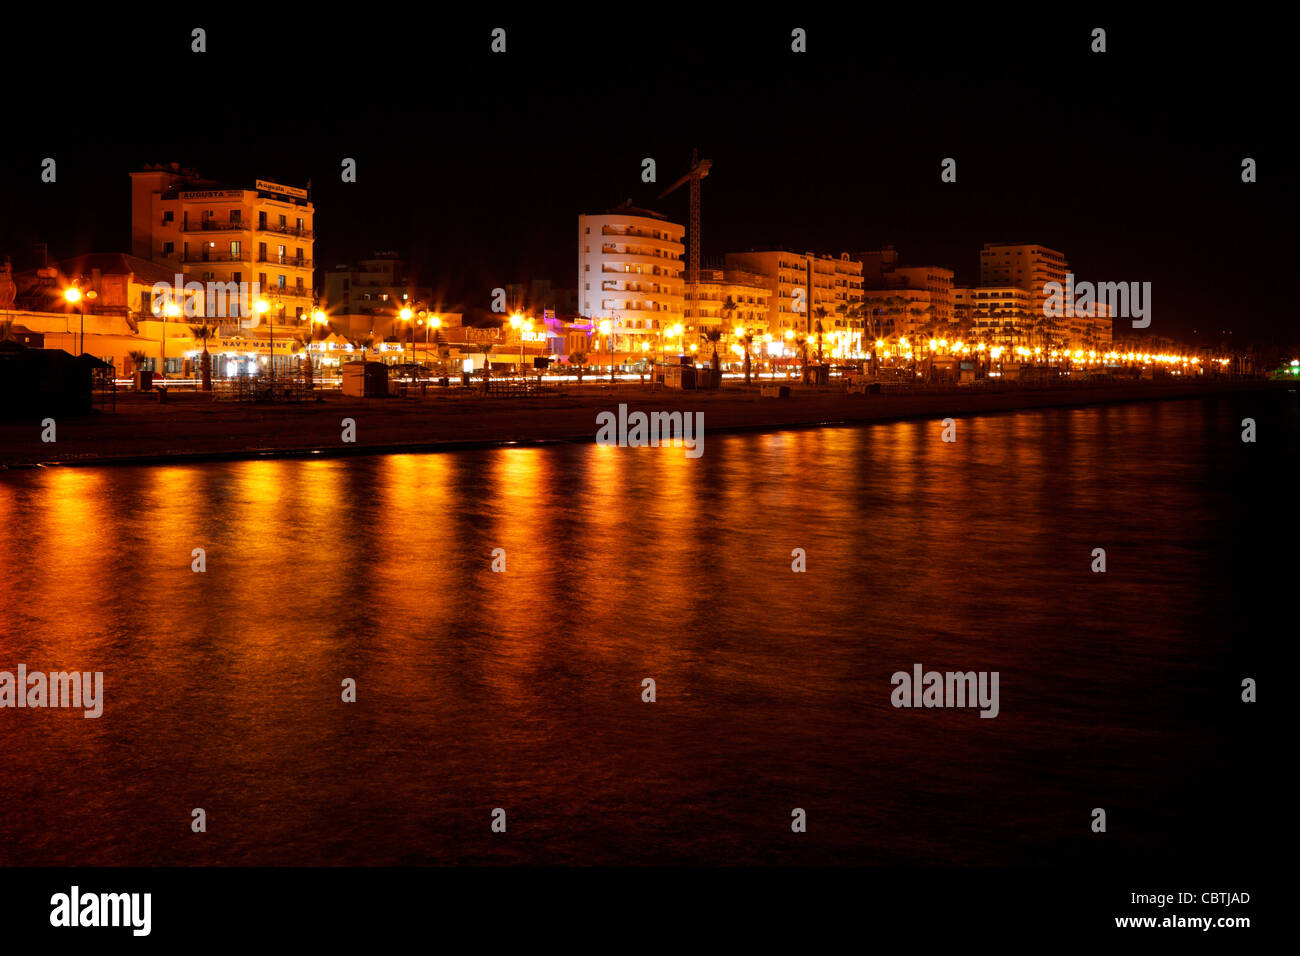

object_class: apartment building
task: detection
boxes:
[723,250,864,340]
[952,286,1038,347]
[130,163,315,324]
[859,247,955,331]
[685,267,770,329]
[578,208,685,353]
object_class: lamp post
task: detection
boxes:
[599,319,613,382]
[400,307,415,378]
[62,287,95,358]
[509,313,533,378]
[305,308,327,385]
[428,314,441,371]
[255,298,271,378]
[415,308,427,369]
[160,297,180,379]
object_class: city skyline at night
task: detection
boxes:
[0,7,1281,944]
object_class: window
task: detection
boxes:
[231,210,241,223]
[230,241,241,258]
[162,241,174,255]
[162,211,173,224]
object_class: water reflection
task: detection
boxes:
[0,395,1289,865]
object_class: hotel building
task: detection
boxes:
[859,247,955,336]
[130,164,316,326]
[685,264,769,338]
[952,286,1038,347]
[578,208,685,353]
[723,251,864,345]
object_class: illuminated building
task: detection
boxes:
[130,163,315,324]
[723,251,864,346]
[578,208,685,354]
[952,286,1037,347]
[859,247,954,328]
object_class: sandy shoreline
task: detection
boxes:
[0,379,1283,468]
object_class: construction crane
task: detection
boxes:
[657,148,712,291]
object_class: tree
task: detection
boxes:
[127,349,149,375]
[569,350,588,385]
[189,323,215,391]
[292,334,313,388]
[350,333,374,363]
[741,331,755,384]
[700,327,723,373]
[885,296,909,342]
[796,332,810,383]
[721,296,738,336]
[0,319,15,342]
[474,342,494,381]
[812,307,828,363]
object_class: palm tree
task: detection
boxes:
[292,333,313,388]
[812,307,828,364]
[700,327,723,373]
[741,331,755,384]
[0,318,16,342]
[721,295,738,335]
[127,349,149,376]
[189,323,215,391]
[796,332,810,384]
[569,350,588,385]
[350,333,374,363]
[475,342,494,381]
[885,296,909,342]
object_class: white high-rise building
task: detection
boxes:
[578,208,684,353]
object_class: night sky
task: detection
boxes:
[1,10,1289,346]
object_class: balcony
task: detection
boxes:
[182,251,249,263]
[258,254,313,268]
[258,222,314,239]
[180,219,248,233]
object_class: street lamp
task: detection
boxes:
[254,295,283,377]
[599,319,613,382]
[63,285,96,357]
[509,313,534,378]
[255,298,272,379]
[400,307,415,377]
[158,297,180,379]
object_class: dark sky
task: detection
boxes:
[1,9,1290,346]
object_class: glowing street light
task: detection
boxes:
[597,319,614,381]
[63,285,96,356]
